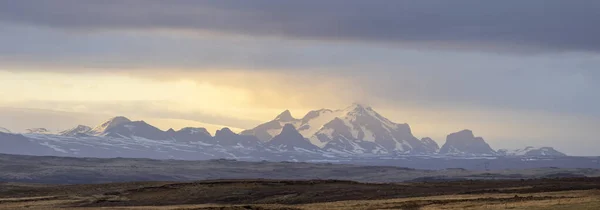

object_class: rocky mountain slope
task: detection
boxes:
[420,137,440,153]
[439,130,497,156]
[268,124,321,152]
[59,125,92,137]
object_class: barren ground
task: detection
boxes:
[1,177,599,209]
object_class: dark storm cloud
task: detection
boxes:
[1,0,599,52]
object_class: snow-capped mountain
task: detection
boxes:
[25,128,51,134]
[0,127,10,133]
[59,125,92,137]
[498,146,566,157]
[439,130,497,156]
[89,116,132,135]
[242,103,437,154]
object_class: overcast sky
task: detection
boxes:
[0,0,599,155]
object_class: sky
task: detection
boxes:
[0,0,599,155]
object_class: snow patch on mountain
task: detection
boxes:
[25,128,52,134]
[310,104,428,153]
[323,136,388,155]
[240,110,300,142]
[274,110,295,122]
[102,120,168,140]
[0,127,11,133]
[268,124,321,152]
[498,146,566,157]
[59,125,92,136]
[242,104,391,143]
[40,142,68,153]
[420,137,440,153]
[298,109,339,137]
[180,127,210,136]
[167,127,212,143]
[90,116,131,134]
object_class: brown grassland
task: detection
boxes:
[1,177,599,210]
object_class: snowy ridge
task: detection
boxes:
[178,127,210,136]
[498,146,566,157]
[0,127,10,134]
[25,128,52,134]
[90,116,131,135]
[59,125,92,136]
[420,137,440,153]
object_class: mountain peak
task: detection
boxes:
[274,110,295,121]
[269,123,319,151]
[91,116,132,134]
[215,127,235,137]
[178,127,210,136]
[452,129,475,138]
[275,124,304,141]
[169,127,212,143]
[214,127,260,147]
[103,116,132,127]
[344,103,371,112]
[340,103,378,118]
[59,125,92,136]
[281,123,299,134]
[109,116,131,123]
[74,125,89,129]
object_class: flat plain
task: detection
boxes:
[1,177,600,209]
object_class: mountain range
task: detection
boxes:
[0,104,565,162]
[241,104,434,155]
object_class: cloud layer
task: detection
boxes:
[1,22,599,118]
[1,0,599,52]
[0,1,599,155]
